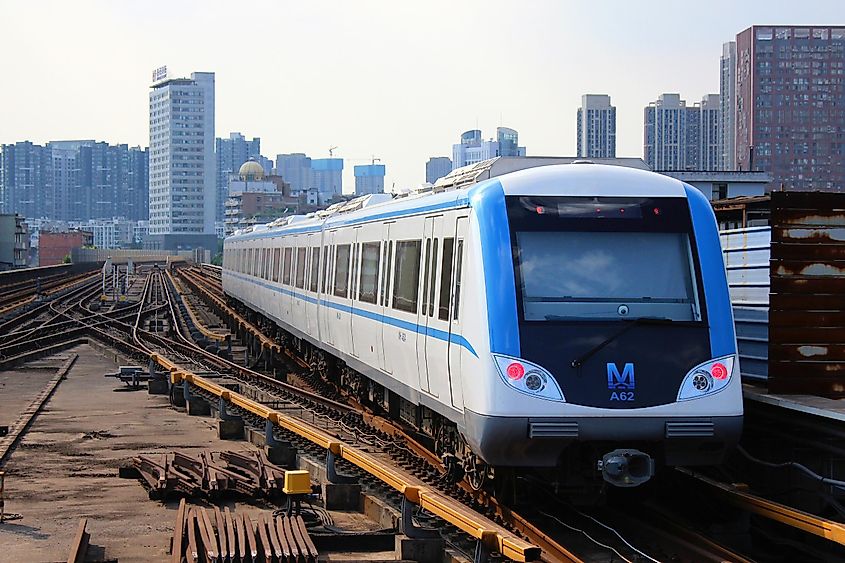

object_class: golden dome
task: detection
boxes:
[239,160,265,180]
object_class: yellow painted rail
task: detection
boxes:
[678,468,845,545]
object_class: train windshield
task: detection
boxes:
[516,231,698,321]
[507,196,703,323]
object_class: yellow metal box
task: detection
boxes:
[283,470,311,495]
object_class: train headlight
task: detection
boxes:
[492,355,565,402]
[677,355,736,401]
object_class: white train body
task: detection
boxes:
[223,164,743,481]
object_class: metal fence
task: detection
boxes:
[720,226,771,381]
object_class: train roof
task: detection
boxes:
[226,161,688,242]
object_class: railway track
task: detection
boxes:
[7,263,845,561]
[175,265,766,562]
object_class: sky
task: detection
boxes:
[0,0,842,192]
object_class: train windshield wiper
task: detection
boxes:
[570,317,674,368]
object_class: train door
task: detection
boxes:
[322,232,334,346]
[417,216,438,396]
[446,217,468,409]
[424,215,455,401]
[305,243,316,338]
[349,228,361,358]
[379,223,393,373]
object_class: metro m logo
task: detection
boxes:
[607,363,635,390]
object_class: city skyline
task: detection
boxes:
[1,1,843,191]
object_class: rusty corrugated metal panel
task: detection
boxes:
[769,191,845,397]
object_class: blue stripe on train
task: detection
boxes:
[224,270,478,357]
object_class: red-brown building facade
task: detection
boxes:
[735,26,845,191]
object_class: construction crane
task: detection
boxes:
[328,146,338,157]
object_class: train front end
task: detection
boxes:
[464,164,742,487]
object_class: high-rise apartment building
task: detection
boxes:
[215,132,261,223]
[425,157,452,184]
[699,94,721,172]
[354,164,386,195]
[644,93,720,171]
[719,42,737,170]
[310,158,343,202]
[148,68,216,249]
[275,153,312,192]
[452,127,525,168]
[273,153,343,205]
[577,95,616,158]
[0,141,148,222]
[735,26,845,190]
[0,141,51,218]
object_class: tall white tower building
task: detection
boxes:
[719,41,737,171]
[576,95,616,158]
[148,67,216,250]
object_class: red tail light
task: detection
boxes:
[506,362,525,380]
[710,363,728,380]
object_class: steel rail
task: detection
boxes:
[0,354,78,467]
[0,271,99,318]
[166,270,228,342]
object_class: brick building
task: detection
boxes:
[39,231,93,266]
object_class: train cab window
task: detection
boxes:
[392,240,421,313]
[334,244,351,298]
[295,247,307,289]
[359,242,380,304]
[438,238,454,320]
[282,247,292,285]
[309,247,320,292]
[453,240,464,321]
[272,249,281,282]
[515,231,698,321]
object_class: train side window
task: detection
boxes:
[453,239,464,321]
[428,238,438,317]
[392,240,421,313]
[295,247,306,289]
[248,249,254,276]
[360,242,379,304]
[309,247,320,292]
[264,249,271,279]
[272,248,280,282]
[283,247,292,285]
[334,244,351,298]
[421,239,431,316]
[438,238,454,320]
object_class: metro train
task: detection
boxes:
[222,161,742,490]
